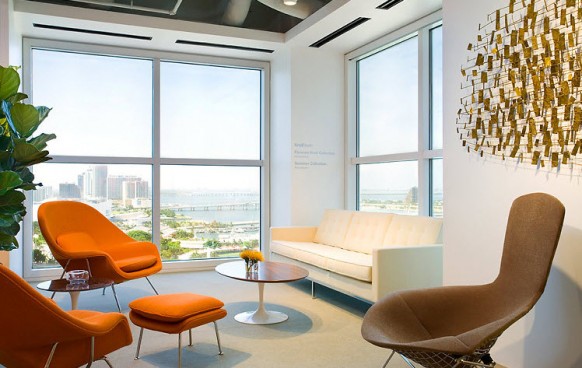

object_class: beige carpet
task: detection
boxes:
[31,270,413,368]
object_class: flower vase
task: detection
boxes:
[245,260,258,273]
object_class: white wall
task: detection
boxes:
[443,1,582,366]
[270,47,345,228]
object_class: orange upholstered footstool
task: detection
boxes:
[129,293,227,367]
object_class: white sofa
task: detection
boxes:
[270,209,443,302]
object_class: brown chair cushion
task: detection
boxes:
[129,293,225,323]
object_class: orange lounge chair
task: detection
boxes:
[0,264,132,367]
[38,200,162,310]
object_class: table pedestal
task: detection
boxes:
[234,283,288,325]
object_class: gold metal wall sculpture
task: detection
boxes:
[458,0,582,169]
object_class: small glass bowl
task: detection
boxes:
[66,270,89,285]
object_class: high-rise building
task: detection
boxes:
[122,180,150,204]
[59,183,81,199]
[94,165,108,199]
[33,186,53,202]
[83,166,108,199]
[77,174,84,198]
[108,176,143,200]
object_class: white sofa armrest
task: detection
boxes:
[372,243,443,301]
[271,226,318,242]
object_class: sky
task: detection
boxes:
[30,30,442,196]
[31,48,262,192]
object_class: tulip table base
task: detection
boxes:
[215,261,308,325]
[234,283,288,325]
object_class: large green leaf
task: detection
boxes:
[8,104,40,138]
[0,221,20,236]
[13,142,48,164]
[0,67,20,101]
[7,92,28,104]
[28,133,56,151]
[0,171,23,196]
[0,190,26,207]
[37,106,51,123]
[0,232,18,251]
[0,213,16,227]
[0,151,10,164]
[15,156,51,169]
[17,167,34,184]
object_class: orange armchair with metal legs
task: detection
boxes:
[0,264,132,367]
[361,193,565,368]
[38,200,163,310]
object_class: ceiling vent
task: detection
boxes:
[376,0,405,10]
[175,40,274,53]
[309,17,370,48]
[33,23,152,40]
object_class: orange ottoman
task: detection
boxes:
[129,293,227,367]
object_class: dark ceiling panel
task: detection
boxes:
[24,0,332,33]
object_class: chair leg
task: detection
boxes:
[382,351,396,368]
[398,354,417,368]
[189,329,193,346]
[51,266,69,299]
[44,342,59,368]
[102,287,106,296]
[86,336,95,367]
[213,321,224,355]
[111,285,121,312]
[103,356,113,368]
[145,276,159,295]
[178,332,182,368]
[135,328,144,360]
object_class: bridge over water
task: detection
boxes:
[162,202,259,212]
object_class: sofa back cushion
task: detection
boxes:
[314,209,354,248]
[343,212,393,254]
[383,215,443,246]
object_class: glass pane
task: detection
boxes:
[358,161,418,215]
[32,164,153,269]
[358,37,418,156]
[32,49,153,157]
[161,62,261,159]
[160,165,260,261]
[431,26,443,150]
[431,158,443,218]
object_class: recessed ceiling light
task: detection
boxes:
[283,0,297,5]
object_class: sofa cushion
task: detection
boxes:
[343,212,393,254]
[314,209,353,248]
[383,215,443,246]
[271,240,372,282]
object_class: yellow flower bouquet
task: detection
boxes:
[240,249,264,272]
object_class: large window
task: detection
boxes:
[347,18,442,217]
[24,40,268,276]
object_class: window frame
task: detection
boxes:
[345,12,442,216]
[22,38,270,280]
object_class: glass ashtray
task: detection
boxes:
[66,270,89,285]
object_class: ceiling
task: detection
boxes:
[23,0,334,33]
[14,0,442,59]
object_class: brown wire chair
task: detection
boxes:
[361,193,565,368]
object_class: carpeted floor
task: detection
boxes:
[32,269,411,368]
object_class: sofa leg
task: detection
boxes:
[311,281,316,299]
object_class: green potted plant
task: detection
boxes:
[0,65,55,251]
